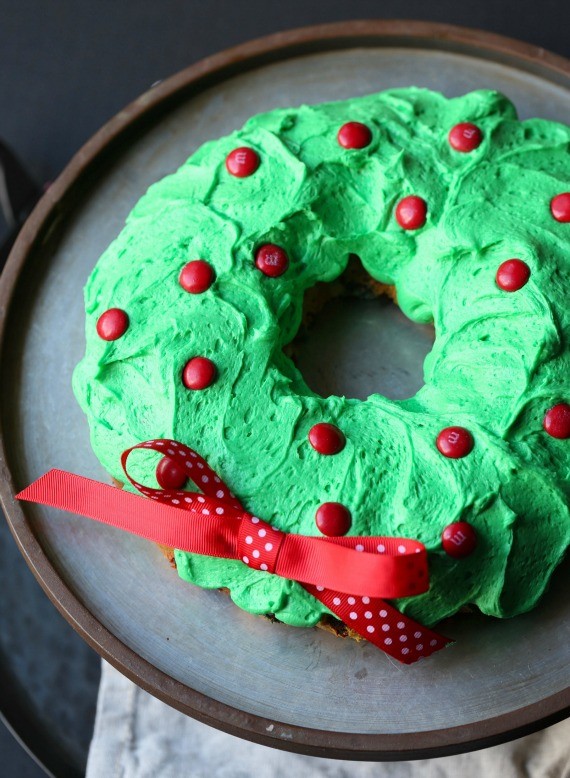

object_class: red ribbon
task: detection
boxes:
[16,439,453,664]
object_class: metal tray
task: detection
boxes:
[1,21,569,761]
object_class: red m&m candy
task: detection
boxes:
[495,259,530,292]
[179,260,214,294]
[337,122,372,149]
[442,521,477,558]
[156,456,187,490]
[550,193,570,222]
[395,196,427,230]
[225,147,260,177]
[96,308,129,341]
[315,502,352,536]
[255,244,289,277]
[448,123,482,152]
[308,423,345,455]
[436,427,473,458]
[182,357,216,390]
[543,403,570,439]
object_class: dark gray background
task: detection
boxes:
[1,2,569,775]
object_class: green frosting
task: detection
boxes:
[73,88,570,628]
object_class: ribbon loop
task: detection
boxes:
[121,439,243,512]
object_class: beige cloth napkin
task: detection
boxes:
[87,660,570,778]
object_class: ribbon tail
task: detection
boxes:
[304,584,453,665]
[16,470,239,557]
[276,534,429,599]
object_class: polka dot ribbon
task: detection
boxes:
[16,439,453,664]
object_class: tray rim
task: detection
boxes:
[0,19,569,760]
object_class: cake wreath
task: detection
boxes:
[37,88,570,659]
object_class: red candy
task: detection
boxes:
[442,522,477,558]
[96,308,129,341]
[436,427,473,458]
[182,357,216,390]
[308,423,345,455]
[255,244,289,277]
[225,147,260,177]
[337,122,372,149]
[395,196,427,230]
[550,193,570,222]
[543,403,570,439]
[179,260,214,294]
[156,456,188,490]
[495,259,530,292]
[448,122,482,152]
[315,502,352,537]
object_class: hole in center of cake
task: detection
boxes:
[289,255,435,401]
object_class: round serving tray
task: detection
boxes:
[0,20,569,761]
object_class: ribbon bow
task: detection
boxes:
[16,439,453,664]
